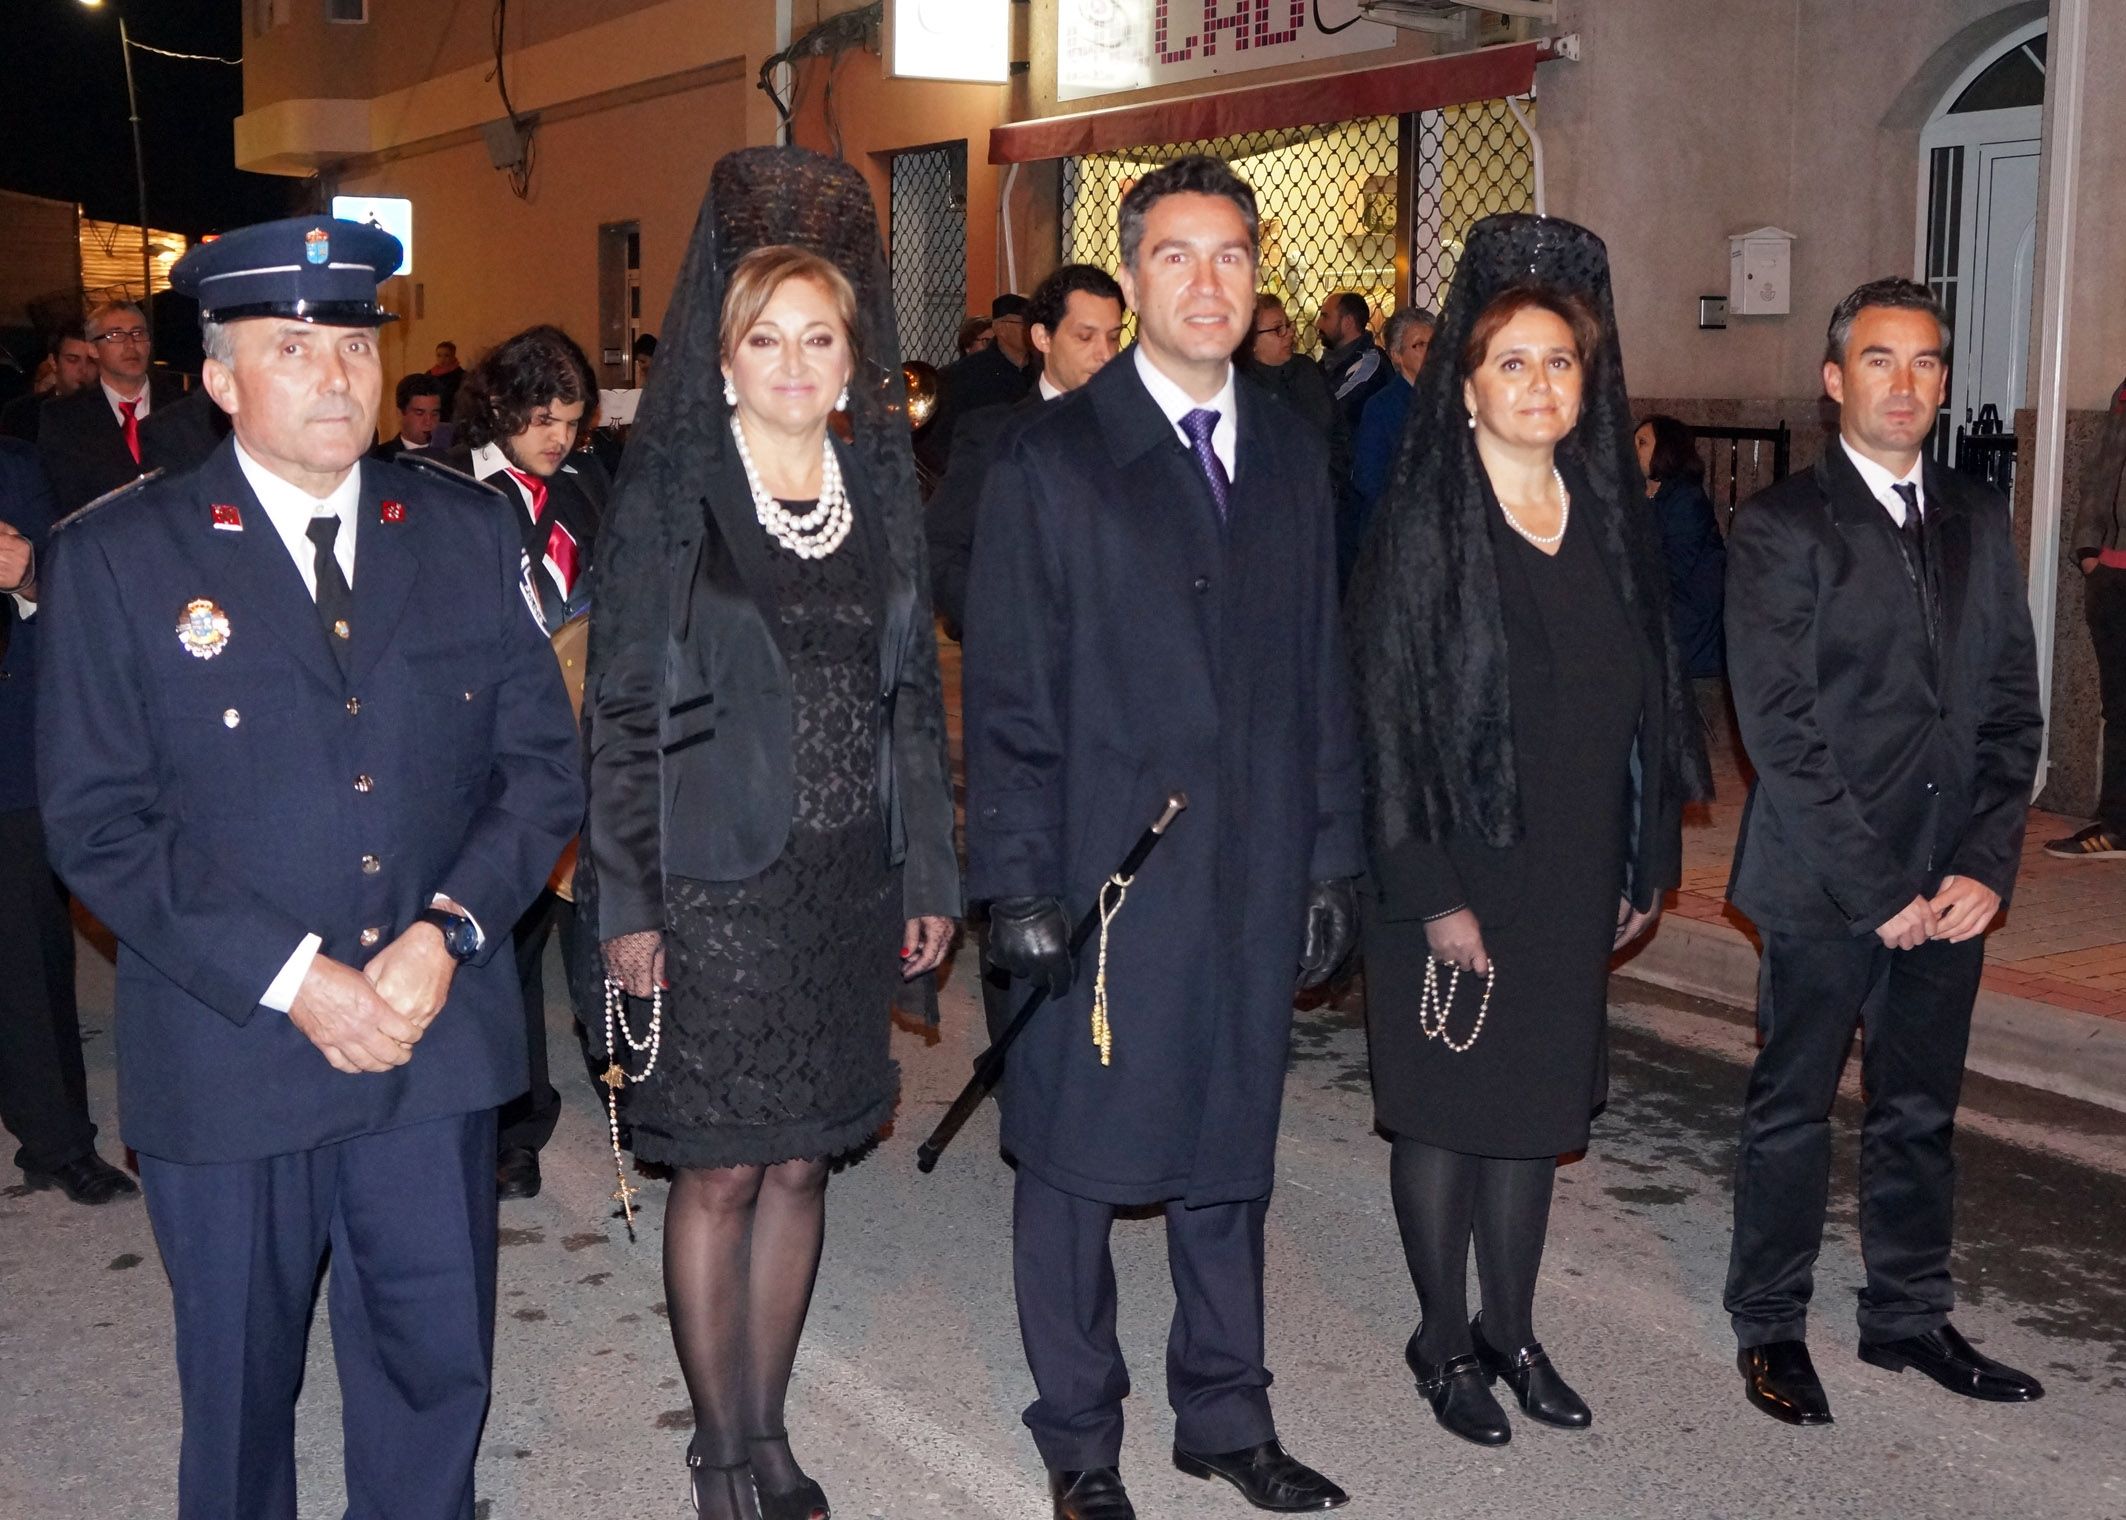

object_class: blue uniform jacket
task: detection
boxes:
[36,438,584,1163]
[0,439,57,814]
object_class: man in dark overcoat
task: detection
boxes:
[963,156,1363,1520]
[36,218,582,1518]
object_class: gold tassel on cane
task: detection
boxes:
[1090,872,1132,1066]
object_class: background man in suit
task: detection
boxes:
[0,325,100,443]
[922,292,1037,473]
[37,301,187,513]
[36,217,582,1518]
[964,156,1362,1520]
[0,439,137,1205]
[372,372,444,461]
[431,324,605,1200]
[1723,278,2045,1428]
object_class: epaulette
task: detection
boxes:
[52,469,167,534]
[389,452,510,500]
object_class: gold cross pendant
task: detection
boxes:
[602,1062,628,1090]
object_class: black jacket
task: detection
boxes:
[0,439,56,812]
[138,387,232,479]
[925,390,1042,633]
[1652,476,1726,678]
[36,371,188,513]
[921,344,1035,472]
[427,443,607,633]
[1725,443,2042,937]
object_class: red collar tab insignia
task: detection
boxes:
[380,500,405,523]
[210,503,243,531]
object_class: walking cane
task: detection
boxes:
[917,791,1187,1174]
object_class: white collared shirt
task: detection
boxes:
[1134,347,1237,480]
[1037,373,1064,402]
[233,441,360,597]
[472,441,573,603]
[1840,436,1926,527]
[101,378,150,429]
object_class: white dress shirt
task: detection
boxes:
[102,378,151,429]
[472,441,571,604]
[1134,347,1237,481]
[1839,436,1926,527]
[1037,373,1064,402]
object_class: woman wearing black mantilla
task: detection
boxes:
[1346,215,1708,1448]
[580,148,960,1520]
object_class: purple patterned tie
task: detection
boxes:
[1179,408,1229,523]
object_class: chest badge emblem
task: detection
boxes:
[176,598,232,660]
[210,503,243,531]
[380,499,404,523]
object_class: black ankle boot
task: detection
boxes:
[1405,1328,1511,1446]
[1471,1312,1591,1429]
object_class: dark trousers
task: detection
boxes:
[2088,566,2126,834]
[1012,1167,1276,1470]
[1725,930,1984,1348]
[139,1111,498,1520]
[500,889,574,1154]
[0,807,95,1173]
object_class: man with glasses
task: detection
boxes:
[37,301,185,513]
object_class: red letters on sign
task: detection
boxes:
[1203,0,1251,54]
[1155,0,1197,64]
[1158,0,1309,67]
[1257,0,1305,47]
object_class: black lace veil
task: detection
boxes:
[1345,212,1711,857]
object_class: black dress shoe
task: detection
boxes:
[1471,1312,1591,1428]
[1859,1323,2044,1403]
[1049,1466,1135,1520]
[495,1146,542,1200]
[1406,1331,1511,1446]
[22,1152,138,1206]
[1173,1440,1347,1512]
[1738,1340,1833,1426]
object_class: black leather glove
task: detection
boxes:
[1297,878,1358,989]
[986,896,1074,998]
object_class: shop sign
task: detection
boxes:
[1057,0,1395,102]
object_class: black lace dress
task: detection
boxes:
[628,506,902,1170]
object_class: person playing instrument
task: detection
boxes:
[1345,215,1706,1448]
[580,148,959,1520]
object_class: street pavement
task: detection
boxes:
[4,941,2124,1519]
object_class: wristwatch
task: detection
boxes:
[415,906,480,964]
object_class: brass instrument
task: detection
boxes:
[903,360,941,430]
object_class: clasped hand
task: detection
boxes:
[287,921,458,1075]
[1876,875,2001,950]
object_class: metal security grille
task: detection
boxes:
[1060,102,1533,341]
[890,143,968,369]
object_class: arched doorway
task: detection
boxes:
[1915,20,2045,460]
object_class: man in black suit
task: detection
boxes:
[964,156,1361,1520]
[0,325,100,443]
[1723,277,2045,1426]
[36,301,187,512]
[430,324,605,1201]
[371,372,444,461]
[0,439,138,1205]
[922,292,1037,472]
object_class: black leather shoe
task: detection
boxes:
[1739,1340,1833,1426]
[1471,1312,1591,1428]
[1049,1466,1135,1520]
[1407,1331,1511,1446]
[1859,1323,2044,1403]
[496,1146,542,1200]
[22,1152,138,1206]
[1173,1440,1347,1511]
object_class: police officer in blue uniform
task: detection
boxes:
[36,218,583,1520]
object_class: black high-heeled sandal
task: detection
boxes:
[687,1439,758,1518]
[748,1432,830,1520]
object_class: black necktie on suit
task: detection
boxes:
[306,514,354,675]
[1892,482,1937,649]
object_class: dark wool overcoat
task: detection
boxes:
[962,353,1364,1208]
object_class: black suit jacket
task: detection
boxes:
[584,437,961,939]
[1725,443,2042,938]
[0,439,58,813]
[139,387,232,478]
[926,389,1044,632]
[36,371,187,513]
[428,444,607,632]
[922,345,1035,472]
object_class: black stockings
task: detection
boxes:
[1389,1137,1556,1366]
[664,1158,830,1519]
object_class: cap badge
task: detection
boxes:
[380,500,404,523]
[176,598,232,660]
[305,227,330,265]
[211,503,243,532]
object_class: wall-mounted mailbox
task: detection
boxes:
[1728,226,1794,316]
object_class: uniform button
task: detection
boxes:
[463,690,475,702]
[359,926,382,947]
[1193,576,1211,592]
[222,708,241,728]
[346,697,361,715]
[354,774,373,794]
[360,854,381,875]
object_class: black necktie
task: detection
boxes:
[306,514,353,674]
[1892,482,1936,647]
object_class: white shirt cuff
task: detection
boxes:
[261,933,323,1012]
[432,893,484,949]
[8,593,33,619]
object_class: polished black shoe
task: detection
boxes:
[1739,1340,1833,1426]
[1049,1466,1135,1520]
[1471,1313,1591,1428]
[1859,1323,2045,1403]
[21,1152,138,1206]
[495,1146,542,1200]
[1173,1440,1347,1512]
[1407,1331,1511,1446]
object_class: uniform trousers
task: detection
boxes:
[501,889,576,1154]
[139,1110,498,1520]
[1725,930,1984,1348]
[0,807,96,1173]
[1012,1167,1275,1470]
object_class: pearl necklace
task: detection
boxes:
[1419,956,1496,1054]
[1498,466,1570,549]
[729,417,852,559]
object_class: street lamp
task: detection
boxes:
[78,0,156,346]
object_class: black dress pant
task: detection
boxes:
[2087,566,2126,834]
[1012,1167,1276,1471]
[1725,929,1984,1348]
[0,807,96,1173]
[499,889,574,1154]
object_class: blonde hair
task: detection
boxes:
[718,245,861,369]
